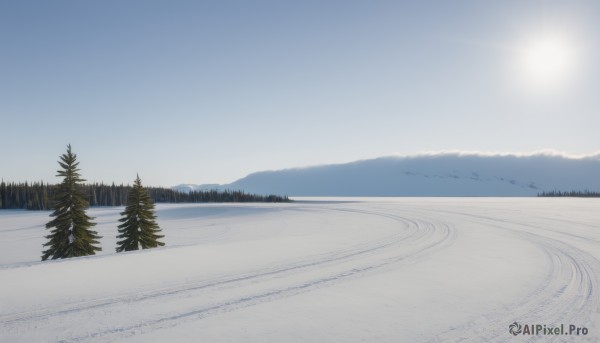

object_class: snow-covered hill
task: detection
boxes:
[176,152,600,196]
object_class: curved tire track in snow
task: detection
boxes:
[429,210,600,342]
[0,207,418,324]
[1,206,456,342]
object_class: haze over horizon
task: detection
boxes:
[2,1,599,187]
[174,151,600,197]
[177,149,600,187]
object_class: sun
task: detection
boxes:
[515,31,578,91]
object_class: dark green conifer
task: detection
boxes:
[116,175,164,252]
[42,145,101,260]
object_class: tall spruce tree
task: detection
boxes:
[116,175,164,252]
[42,145,101,260]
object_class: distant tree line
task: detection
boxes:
[0,180,289,210]
[538,190,600,197]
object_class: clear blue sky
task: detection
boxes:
[1,0,599,186]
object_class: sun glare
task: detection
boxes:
[515,31,579,91]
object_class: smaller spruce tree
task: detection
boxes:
[116,175,164,252]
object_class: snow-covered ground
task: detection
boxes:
[1,198,599,342]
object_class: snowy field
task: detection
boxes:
[1,198,599,342]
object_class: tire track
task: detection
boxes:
[59,209,455,343]
[428,210,599,342]
[1,206,456,342]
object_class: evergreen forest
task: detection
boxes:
[537,190,600,197]
[0,181,290,210]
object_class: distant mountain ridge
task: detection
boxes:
[173,152,600,196]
